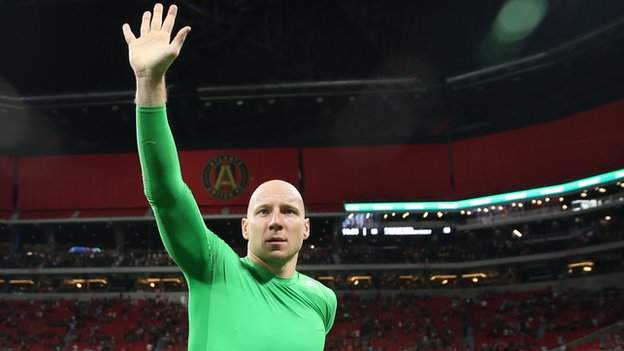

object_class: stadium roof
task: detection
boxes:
[1,1,624,154]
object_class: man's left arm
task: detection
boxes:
[324,288,338,334]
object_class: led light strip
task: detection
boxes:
[344,167,624,212]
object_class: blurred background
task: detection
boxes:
[1,0,624,350]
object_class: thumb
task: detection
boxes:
[171,26,191,54]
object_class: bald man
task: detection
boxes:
[123,3,337,350]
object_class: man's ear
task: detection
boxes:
[302,217,311,240]
[241,217,249,240]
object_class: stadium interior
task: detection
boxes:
[1,1,624,351]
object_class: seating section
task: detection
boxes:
[1,288,622,351]
[3,204,623,268]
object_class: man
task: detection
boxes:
[122,3,337,350]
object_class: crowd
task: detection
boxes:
[470,288,624,351]
[338,217,623,264]
[1,288,621,351]
[0,296,188,351]
[599,330,624,350]
[1,207,622,269]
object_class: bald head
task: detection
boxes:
[242,179,310,275]
[247,180,305,217]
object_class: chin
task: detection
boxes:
[264,251,296,264]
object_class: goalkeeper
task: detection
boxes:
[122,3,337,350]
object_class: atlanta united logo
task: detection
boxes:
[202,155,250,200]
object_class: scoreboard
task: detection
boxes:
[340,213,453,238]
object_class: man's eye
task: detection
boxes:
[257,209,269,215]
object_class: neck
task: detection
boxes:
[247,251,297,278]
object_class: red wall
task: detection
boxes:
[303,145,453,205]
[18,148,299,211]
[18,153,145,210]
[0,157,15,210]
[452,99,624,198]
[9,99,624,212]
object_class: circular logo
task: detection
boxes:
[202,155,249,200]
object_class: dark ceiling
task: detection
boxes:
[1,0,624,155]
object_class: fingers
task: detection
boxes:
[171,26,192,54]
[161,4,178,34]
[122,23,136,44]
[140,11,151,36]
[150,3,164,32]
[133,3,180,42]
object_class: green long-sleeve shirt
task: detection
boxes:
[136,106,337,351]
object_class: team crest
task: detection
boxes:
[202,155,250,200]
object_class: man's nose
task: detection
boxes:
[269,212,284,231]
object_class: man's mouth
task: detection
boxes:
[266,238,288,243]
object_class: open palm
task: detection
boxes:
[122,3,191,79]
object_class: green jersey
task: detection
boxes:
[136,106,337,351]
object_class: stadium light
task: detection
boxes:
[348,276,372,286]
[512,229,523,238]
[430,275,457,281]
[461,273,487,278]
[317,276,335,281]
[10,279,34,285]
[568,261,594,269]
[88,279,107,285]
[348,275,372,282]
[344,167,624,212]
[492,0,547,44]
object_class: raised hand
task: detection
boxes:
[122,3,191,80]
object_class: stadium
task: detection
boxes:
[1,1,624,350]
